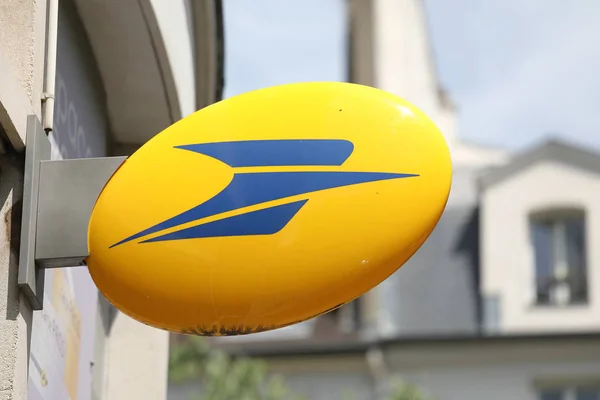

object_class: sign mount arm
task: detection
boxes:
[18,115,126,310]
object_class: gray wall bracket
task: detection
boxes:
[18,115,126,310]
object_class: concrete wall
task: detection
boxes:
[482,160,600,333]
[0,1,46,399]
[0,0,46,147]
[0,0,46,111]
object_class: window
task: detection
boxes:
[539,387,600,400]
[530,209,587,306]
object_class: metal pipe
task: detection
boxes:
[42,0,60,133]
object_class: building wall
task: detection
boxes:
[0,1,46,399]
[0,0,46,114]
[481,160,600,333]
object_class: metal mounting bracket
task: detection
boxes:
[18,115,126,310]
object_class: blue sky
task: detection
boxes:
[223,0,600,152]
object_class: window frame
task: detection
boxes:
[529,207,588,307]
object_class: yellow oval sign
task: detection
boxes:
[87,82,452,335]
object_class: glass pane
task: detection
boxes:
[566,217,586,271]
[566,217,587,303]
[532,220,554,303]
[577,388,600,400]
[539,389,564,400]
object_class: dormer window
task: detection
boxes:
[530,208,587,306]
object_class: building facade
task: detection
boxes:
[0,1,223,399]
[170,1,600,400]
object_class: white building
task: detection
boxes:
[0,1,223,399]
[170,1,600,400]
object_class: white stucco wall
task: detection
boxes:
[482,160,600,333]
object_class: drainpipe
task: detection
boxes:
[366,345,389,400]
[42,0,60,134]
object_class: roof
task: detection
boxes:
[479,139,600,190]
[217,331,600,359]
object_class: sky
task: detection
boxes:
[223,0,600,152]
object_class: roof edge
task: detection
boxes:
[479,138,600,190]
[223,331,600,359]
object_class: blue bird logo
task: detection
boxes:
[111,139,418,247]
